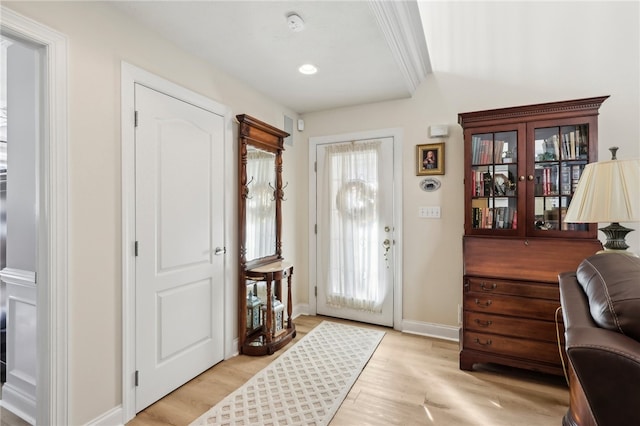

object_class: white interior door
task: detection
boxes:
[134,84,225,412]
[315,137,395,326]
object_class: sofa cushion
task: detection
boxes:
[576,253,640,340]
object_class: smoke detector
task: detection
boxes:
[287,13,305,32]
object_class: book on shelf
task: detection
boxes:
[560,128,587,160]
[569,132,576,160]
[533,167,559,196]
[572,164,582,180]
[494,140,505,163]
[471,136,497,164]
[483,172,492,195]
[472,170,491,196]
[471,206,516,230]
[561,166,571,194]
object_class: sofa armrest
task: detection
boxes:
[559,271,596,329]
[560,270,640,425]
[566,327,640,426]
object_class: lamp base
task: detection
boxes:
[596,248,639,257]
[599,222,634,251]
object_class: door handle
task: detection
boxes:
[382,239,392,269]
[214,247,226,256]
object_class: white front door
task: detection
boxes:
[134,84,225,412]
[314,137,395,326]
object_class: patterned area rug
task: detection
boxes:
[190,321,385,426]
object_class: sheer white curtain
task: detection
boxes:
[319,140,384,312]
[246,149,276,260]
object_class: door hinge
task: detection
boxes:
[134,110,139,127]
[134,241,139,257]
[314,224,317,234]
[315,286,317,297]
[314,161,317,172]
[135,370,139,387]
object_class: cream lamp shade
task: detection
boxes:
[565,147,640,253]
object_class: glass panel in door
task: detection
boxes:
[533,125,589,233]
[470,131,518,231]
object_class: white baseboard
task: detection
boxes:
[402,319,460,342]
[228,338,239,359]
[85,405,123,426]
[1,383,36,425]
[293,304,459,342]
[292,303,310,318]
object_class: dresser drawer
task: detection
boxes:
[465,276,559,300]
[464,293,560,321]
[464,311,562,343]
[463,331,562,365]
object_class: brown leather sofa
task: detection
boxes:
[559,253,640,426]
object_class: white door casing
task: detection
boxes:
[133,84,225,411]
[308,128,403,329]
[0,7,69,426]
[1,34,40,425]
[122,63,234,422]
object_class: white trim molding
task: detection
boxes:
[0,6,69,426]
[121,62,235,423]
[368,0,431,94]
[402,319,460,342]
[85,405,124,426]
[0,268,36,286]
[1,268,37,425]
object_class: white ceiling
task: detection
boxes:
[109,0,431,114]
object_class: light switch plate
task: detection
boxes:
[419,206,441,218]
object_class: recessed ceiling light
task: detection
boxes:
[299,64,318,75]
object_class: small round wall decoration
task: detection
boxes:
[419,177,441,192]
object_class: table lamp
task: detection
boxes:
[564,147,640,255]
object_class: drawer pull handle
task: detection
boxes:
[480,282,497,291]
[474,299,492,307]
[474,338,492,346]
[474,319,493,327]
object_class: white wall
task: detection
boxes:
[3,2,300,424]
[298,1,640,328]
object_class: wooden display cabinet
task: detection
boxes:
[458,97,608,375]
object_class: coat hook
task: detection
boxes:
[243,176,255,199]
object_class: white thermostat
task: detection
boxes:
[429,125,449,138]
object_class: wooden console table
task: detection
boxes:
[242,261,296,355]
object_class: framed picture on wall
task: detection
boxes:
[416,142,445,176]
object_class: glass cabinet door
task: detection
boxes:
[533,124,589,235]
[530,123,591,235]
[469,130,519,232]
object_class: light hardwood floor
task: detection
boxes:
[128,315,569,426]
[0,408,29,426]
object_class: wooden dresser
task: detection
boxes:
[462,236,601,375]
